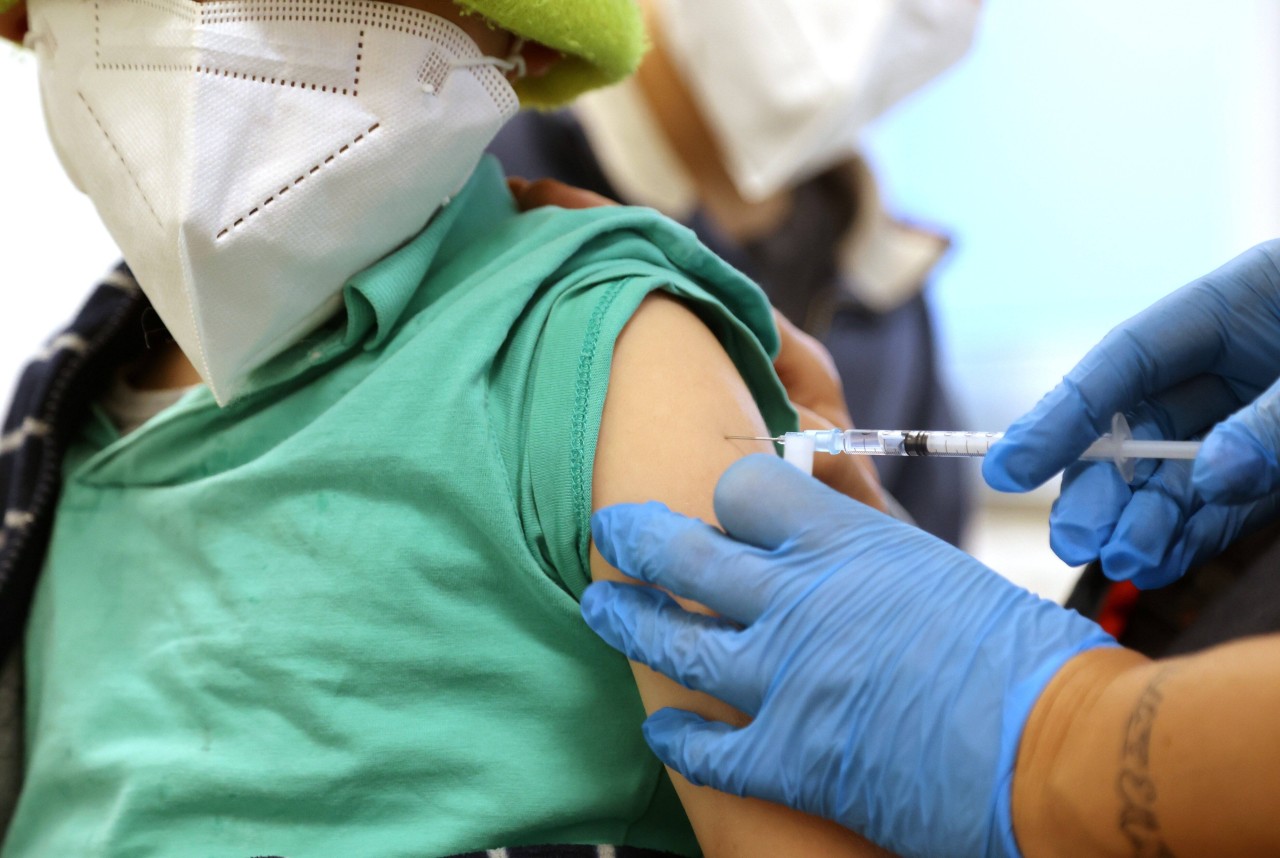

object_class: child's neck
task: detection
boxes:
[129,341,203,391]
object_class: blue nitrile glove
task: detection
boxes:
[582,455,1114,858]
[983,240,1280,588]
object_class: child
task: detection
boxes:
[0,0,888,855]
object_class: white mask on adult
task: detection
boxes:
[26,0,521,404]
[654,0,980,202]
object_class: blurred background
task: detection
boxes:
[3,1,1279,600]
[859,0,1280,598]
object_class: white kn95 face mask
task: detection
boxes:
[655,0,980,203]
[26,0,521,404]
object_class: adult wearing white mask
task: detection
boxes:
[489,0,983,545]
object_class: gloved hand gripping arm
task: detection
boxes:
[583,456,1280,857]
[984,240,1280,587]
[584,454,1113,858]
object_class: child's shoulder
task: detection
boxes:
[427,159,785,412]
[451,158,750,299]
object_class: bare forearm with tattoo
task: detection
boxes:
[1117,667,1176,857]
[1010,637,1280,858]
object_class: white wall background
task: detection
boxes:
[863,0,1280,439]
[1,42,120,408]
[858,0,1280,592]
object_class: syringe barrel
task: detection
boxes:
[835,430,902,455]
[802,430,850,455]
[821,430,1003,457]
[917,431,1003,457]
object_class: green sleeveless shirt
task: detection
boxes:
[3,157,796,858]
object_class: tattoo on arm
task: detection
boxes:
[1117,667,1177,858]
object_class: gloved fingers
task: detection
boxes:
[580,582,765,713]
[982,338,1183,494]
[1195,375,1280,504]
[642,708,762,799]
[1122,491,1280,590]
[714,454,876,550]
[988,242,1280,494]
[591,500,781,625]
[1109,386,1222,492]
[1124,373,1241,446]
[983,381,1107,493]
[1101,417,1280,587]
[988,371,1228,512]
[1047,461,1133,566]
[1097,448,1280,588]
[985,294,1242,495]
[1097,460,1201,586]
[1047,380,1234,568]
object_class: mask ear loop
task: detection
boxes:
[450,42,526,76]
[422,36,525,91]
[499,38,527,79]
[420,39,526,95]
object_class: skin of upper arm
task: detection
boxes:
[590,293,893,858]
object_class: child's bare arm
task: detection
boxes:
[590,292,892,857]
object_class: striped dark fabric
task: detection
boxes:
[0,264,148,660]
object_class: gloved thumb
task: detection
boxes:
[642,708,750,795]
[714,454,864,550]
[1194,377,1280,504]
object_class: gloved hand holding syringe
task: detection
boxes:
[732,412,1200,482]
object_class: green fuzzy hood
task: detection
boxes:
[0,0,646,108]
[459,0,646,108]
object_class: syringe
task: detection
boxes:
[729,413,1201,482]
